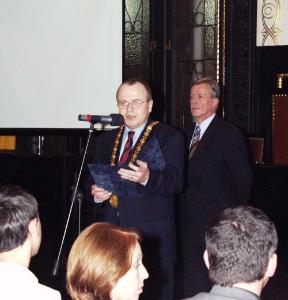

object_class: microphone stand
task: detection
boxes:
[52,123,95,276]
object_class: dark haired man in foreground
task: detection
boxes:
[185,206,278,300]
[0,185,61,300]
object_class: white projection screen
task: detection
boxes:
[0,0,122,129]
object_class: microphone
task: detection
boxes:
[78,114,124,126]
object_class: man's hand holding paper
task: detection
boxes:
[118,160,150,184]
[91,184,112,203]
[88,134,165,199]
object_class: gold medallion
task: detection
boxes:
[109,194,118,208]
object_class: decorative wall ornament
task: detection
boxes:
[256,0,288,46]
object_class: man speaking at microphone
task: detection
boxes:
[85,78,184,300]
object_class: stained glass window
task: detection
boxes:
[124,0,150,80]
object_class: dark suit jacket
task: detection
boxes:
[181,116,252,245]
[86,120,184,257]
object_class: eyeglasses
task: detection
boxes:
[117,99,149,109]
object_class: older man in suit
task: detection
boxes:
[86,78,184,300]
[180,77,252,298]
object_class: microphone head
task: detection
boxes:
[110,114,124,126]
[78,114,88,121]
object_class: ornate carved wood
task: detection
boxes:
[224,0,255,132]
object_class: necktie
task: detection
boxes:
[119,131,135,165]
[189,125,201,159]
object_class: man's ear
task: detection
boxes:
[266,253,277,278]
[28,218,37,234]
[213,98,220,110]
[28,217,40,239]
[203,249,210,270]
[148,99,153,113]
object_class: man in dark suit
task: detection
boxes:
[184,206,278,300]
[87,78,184,300]
[180,77,252,298]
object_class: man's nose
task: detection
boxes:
[190,97,197,104]
[126,102,134,111]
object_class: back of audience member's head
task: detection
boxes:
[66,222,148,300]
[205,205,278,286]
[0,185,39,253]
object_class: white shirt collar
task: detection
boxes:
[123,120,148,146]
[119,120,148,158]
[0,261,38,282]
[196,114,215,139]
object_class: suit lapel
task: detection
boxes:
[111,126,125,163]
[185,123,196,147]
[190,116,219,159]
[134,119,153,149]
[129,119,158,160]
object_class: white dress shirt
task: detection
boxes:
[0,261,61,300]
[190,114,215,147]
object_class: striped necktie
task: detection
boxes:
[189,125,201,159]
[119,131,135,165]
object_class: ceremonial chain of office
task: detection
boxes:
[109,121,160,208]
[110,121,160,166]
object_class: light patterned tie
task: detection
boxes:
[189,125,201,159]
[119,131,135,165]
